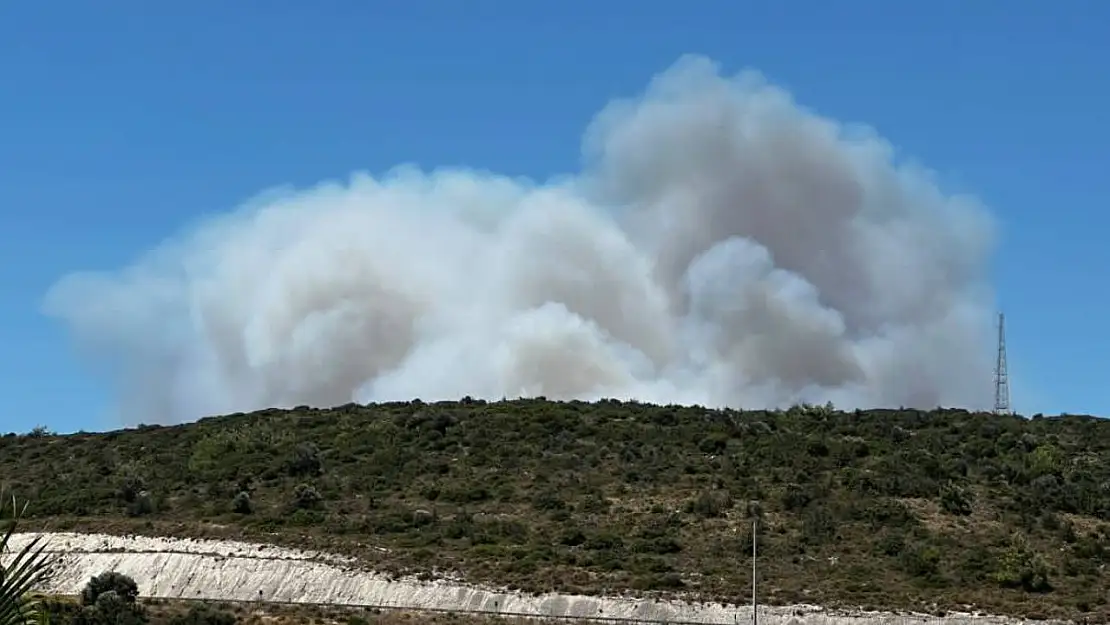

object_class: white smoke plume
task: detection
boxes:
[44,55,997,425]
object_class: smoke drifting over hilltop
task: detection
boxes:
[45,56,997,424]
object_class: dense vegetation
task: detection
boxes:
[41,572,429,625]
[42,592,571,625]
[40,571,527,625]
[4,400,1110,621]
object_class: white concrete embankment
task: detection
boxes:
[6,533,1061,625]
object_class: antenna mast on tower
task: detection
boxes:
[993,312,1012,415]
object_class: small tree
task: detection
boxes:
[939,482,973,516]
[80,572,139,606]
[77,572,146,625]
[685,490,731,518]
[288,443,323,477]
[231,492,252,515]
[292,484,322,510]
[992,537,1053,593]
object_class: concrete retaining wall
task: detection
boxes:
[5,533,1063,625]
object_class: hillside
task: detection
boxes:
[4,400,1110,622]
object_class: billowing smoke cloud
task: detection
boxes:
[44,55,997,425]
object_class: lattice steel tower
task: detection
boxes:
[993,312,1012,415]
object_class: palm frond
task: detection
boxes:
[0,495,57,625]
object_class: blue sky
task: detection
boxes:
[2,1,1107,434]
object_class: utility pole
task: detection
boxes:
[751,516,758,625]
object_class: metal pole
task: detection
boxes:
[752,517,757,625]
